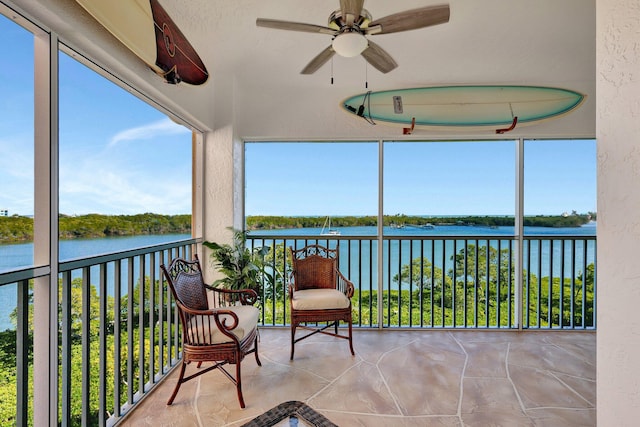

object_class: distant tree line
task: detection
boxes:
[246,212,596,230]
[0,213,191,243]
[0,211,595,243]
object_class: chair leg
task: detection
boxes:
[290,322,297,360]
[166,360,187,405]
[348,317,355,356]
[236,359,246,409]
[254,335,262,366]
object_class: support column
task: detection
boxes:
[33,31,59,427]
[202,126,235,284]
[597,0,640,424]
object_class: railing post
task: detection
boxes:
[16,279,29,427]
[515,138,524,330]
[377,139,384,329]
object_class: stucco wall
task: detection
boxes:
[597,0,640,424]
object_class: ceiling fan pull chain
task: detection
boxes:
[365,60,368,89]
[331,57,334,85]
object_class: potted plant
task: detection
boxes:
[202,228,273,297]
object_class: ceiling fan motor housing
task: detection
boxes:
[328,8,372,31]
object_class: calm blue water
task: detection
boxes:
[0,224,596,330]
[249,223,597,237]
[0,234,190,331]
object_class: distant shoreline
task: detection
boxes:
[246,213,595,231]
[0,213,191,243]
[0,212,595,244]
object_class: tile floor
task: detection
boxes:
[121,328,596,427]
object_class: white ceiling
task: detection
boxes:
[12,0,595,139]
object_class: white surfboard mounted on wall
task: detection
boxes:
[75,0,208,85]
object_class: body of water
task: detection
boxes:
[249,222,597,237]
[0,224,596,330]
[0,234,190,331]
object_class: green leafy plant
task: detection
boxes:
[203,228,273,294]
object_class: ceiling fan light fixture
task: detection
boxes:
[332,31,368,57]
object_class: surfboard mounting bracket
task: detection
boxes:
[159,65,181,84]
[356,91,376,125]
[403,117,416,135]
[495,116,518,134]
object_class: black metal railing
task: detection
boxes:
[0,266,46,427]
[247,234,596,330]
[1,233,595,426]
[0,238,198,427]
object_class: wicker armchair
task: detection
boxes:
[160,254,261,408]
[288,244,355,360]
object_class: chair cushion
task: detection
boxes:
[291,289,350,310]
[187,305,259,344]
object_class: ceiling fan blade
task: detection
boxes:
[256,18,336,35]
[301,46,336,74]
[361,40,397,73]
[366,4,450,35]
[340,0,365,26]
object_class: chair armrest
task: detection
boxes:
[287,271,295,299]
[336,270,354,299]
[178,301,241,332]
[204,284,259,306]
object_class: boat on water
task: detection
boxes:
[321,217,341,235]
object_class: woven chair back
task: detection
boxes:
[164,256,209,311]
[290,245,338,291]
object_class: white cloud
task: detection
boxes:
[60,163,191,214]
[0,119,192,216]
[59,159,191,215]
[58,118,192,215]
[0,136,35,215]
[0,136,33,179]
[108,118,190,147]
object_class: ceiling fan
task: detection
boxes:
[256,1,450,74]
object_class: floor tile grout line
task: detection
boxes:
[546,370,595,407]
[305,359,366,406]
[547,371,597,383]
[448,332,469,425]
[320,408,462,420]
[258,351,348,382]
[194,375,205,427]
[508,360,596,382]
[505,341,530,417]
[374,337,423,416]
[547,341,596,367]
[524,406,596,412]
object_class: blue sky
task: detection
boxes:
[245,139,596,217]
[1,16,192,216]
[1,15,596,218]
